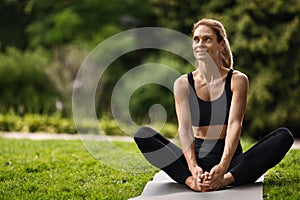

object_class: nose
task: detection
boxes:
[194,39,205,48]
[199,39,206,47]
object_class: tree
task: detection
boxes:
[1,0,300,137]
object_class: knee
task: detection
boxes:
[134,126,157,141]
[275,127,294,147]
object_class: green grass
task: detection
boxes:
[0,137,299,199]
[263,149,300,199]
[241,137,300,199]
[0,138,157,200]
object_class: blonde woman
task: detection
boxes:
[134,18,294,192]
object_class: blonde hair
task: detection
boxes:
[193,19,233,69]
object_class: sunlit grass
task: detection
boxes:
[241,137,300,199]
[263,149,300,199]
[0,137,299,199]
[0,138,157,200]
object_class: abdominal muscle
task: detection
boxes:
[193,125,227,139]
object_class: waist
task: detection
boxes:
[194,137,225,156]
[193,125,227,139]
[194,137,243,158]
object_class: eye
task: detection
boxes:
[204,36,212,43]
[193,36,200,42]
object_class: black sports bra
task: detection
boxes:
[188,69,233,127]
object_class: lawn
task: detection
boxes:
[0,137,299,199]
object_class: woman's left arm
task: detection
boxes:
[201,71,249,189]
[220,71,249,170]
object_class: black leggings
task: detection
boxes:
[134,127,294,185]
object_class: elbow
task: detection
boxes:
[178,126,194,140]
[227,120,242,133]
[178,126,187,138]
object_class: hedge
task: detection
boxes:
[0,114,178,138]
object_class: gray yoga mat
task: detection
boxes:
[130,171,264,200]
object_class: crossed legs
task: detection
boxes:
[134,126,294,190]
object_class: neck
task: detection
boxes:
[196,59,224,83]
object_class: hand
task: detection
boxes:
[199,164,226,191]
[190,165,204,183]
[185,165,204,191]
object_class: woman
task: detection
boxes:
[134,18,294,192]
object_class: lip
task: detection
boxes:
[195,48,207,52]
[195,49,207,54]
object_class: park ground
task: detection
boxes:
[1,132,300,149]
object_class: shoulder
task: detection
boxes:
[231,70,249,90]
[174,74,189,96]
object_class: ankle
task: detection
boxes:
[185,176,200,192]
[224,172,235,186]
[185,176,193,186]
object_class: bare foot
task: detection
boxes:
[199,172,235,192]
[219,172,235,189]
[185,176,201,192]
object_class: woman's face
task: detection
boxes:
[192,25,224,66]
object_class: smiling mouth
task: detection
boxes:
[196,50,207,54]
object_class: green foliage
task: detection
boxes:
[99,115,126,136]
[160,123,178,138]
[0,114,76,134]
[0,113,177,138]
[0,1,30,50]
[128,54,193,124]
[99,115,178,138]
[225,1,300,138]
[0,47,58,115]
[149,0,300,138]
[1,0,300,137]
[27,7,81,47]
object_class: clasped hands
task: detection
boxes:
[191,164,226,192]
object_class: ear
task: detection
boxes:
[219,40,225,51]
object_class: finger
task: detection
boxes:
[208,171,214,179]
[194,171,200,179]
[203,178,218,186]
[199,182,211,189]
[201,172,209,180]
[201,184,214,192]
[202,178,215,184]
[197,177,203,183]
[196,182,202,191]
[212,184,220,191]
[199,168,204,175]
[201,179,212,184]
[205,172,212,180]
[196,169,203,178]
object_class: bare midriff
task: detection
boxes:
[193,125,227,139]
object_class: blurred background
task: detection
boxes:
[0,0,299,139]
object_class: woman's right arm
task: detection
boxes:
[174,75,203,178]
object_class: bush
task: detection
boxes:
[160,123,178,138]
[0,114,76,134]
[0,113,178,138]
[0,47,59,115]
[99,116,126,136]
